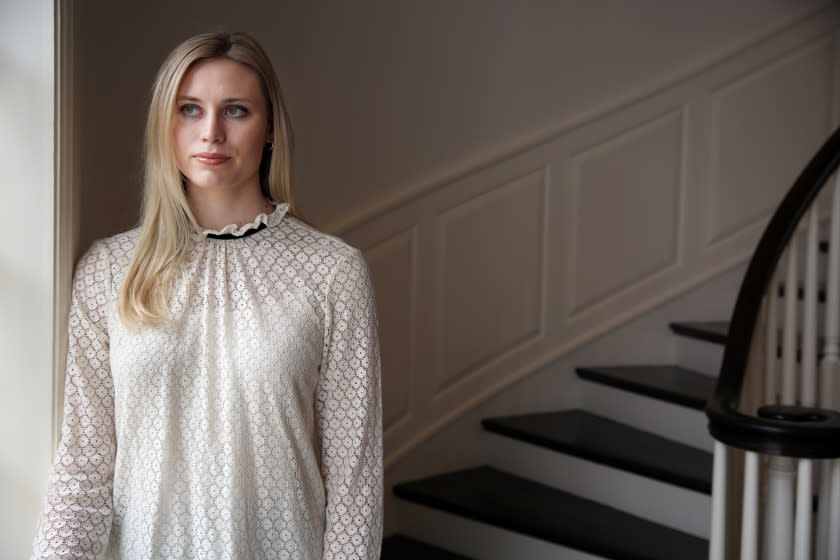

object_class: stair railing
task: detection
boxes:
[708,125,840,560]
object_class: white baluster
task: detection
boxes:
[822,175,840,412]
[794,459,813,560]
[764,456,796,560]
[802,206,819,406]
[828,460,840,558]
[817,176,840,559]
[709,442,728,560]
[794,207,817,560]
[766,269,781,405]
[818,460,831,560]
[742,451,760,560]
[783,242,799,405]
[757,235,800,560]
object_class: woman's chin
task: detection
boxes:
[185,177,237,193]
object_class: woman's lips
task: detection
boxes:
[194,153,230,165]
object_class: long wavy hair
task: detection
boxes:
[118,31,296,327]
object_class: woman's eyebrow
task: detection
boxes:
[176,95,254,104]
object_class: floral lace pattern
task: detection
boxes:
[32,206,383,559]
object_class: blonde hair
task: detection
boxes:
[118,31,296,327]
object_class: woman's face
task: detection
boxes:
[173,58,272,197]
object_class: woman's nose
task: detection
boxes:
[201,114,225,143]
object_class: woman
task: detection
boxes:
[32,32,382,559]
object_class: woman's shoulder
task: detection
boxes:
[276,216,373,300]
[71,228,141,293]
[278,215,364,263]
[85,226,142,269]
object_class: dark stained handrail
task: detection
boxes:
[707,125,840,458]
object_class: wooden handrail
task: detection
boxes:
[707,125,840,458]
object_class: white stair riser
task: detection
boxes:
[396,501,604,560]
[674,336,724,377]
[481,432,711,538]
[581,381,714,452]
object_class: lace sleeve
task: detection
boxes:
[316,248,383,560]
[32,242,116,559]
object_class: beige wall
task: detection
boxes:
[75,0,829,249]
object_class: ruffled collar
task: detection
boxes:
[200,202,288,239]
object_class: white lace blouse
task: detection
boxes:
[31,203,383,560]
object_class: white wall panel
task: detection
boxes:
[570,111,683,313]
[364,228,418,431]
[709,38,834,244]
[436,170,547,391]
[0,1,55,557]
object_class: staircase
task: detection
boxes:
[382,321,731,559]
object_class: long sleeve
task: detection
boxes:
[316,248,383,560]
[32,242,116,559]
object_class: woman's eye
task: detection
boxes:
[180,104,200,117]
[225,105,248,117]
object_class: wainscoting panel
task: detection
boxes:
[708,36,835,246]
[569,111,683,315]
[339,8,840,467]
[435,169,547,392]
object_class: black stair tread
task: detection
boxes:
[482,410,712,494]
[394,466,708,560]
[576,365,715,410]
[669,321,728,345]
[381,534,473,560]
